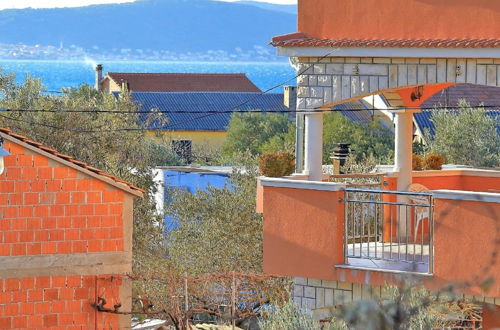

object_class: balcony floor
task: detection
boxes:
[346,242,430,273]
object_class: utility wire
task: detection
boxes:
[1,48,499,132]
[2,104,500,114]
[2,50,339,133]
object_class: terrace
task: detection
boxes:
[257,84,500,299]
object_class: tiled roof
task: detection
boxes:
[415,84,500,136]
[271,33,500,48]
[415,110,499,136]
[131,92,289,131]
[335,101,375,125]
[0,127,144,195]
[331,84,500,136]
[105,73,261,93]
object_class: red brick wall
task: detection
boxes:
[0,141,126,257]
[0,140,133,328]
[0,275,122,329]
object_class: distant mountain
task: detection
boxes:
[237,1,297,15]
[0,0,296,61]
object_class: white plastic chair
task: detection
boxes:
[408,183,430,242]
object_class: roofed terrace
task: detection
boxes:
[260,0,500,318]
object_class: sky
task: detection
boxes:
[0,0,296,10]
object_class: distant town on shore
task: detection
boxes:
[0,0,296,62]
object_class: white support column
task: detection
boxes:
[394,110,414,190]
[304,112,323,181]
[295,113,305,173]
[393,110,414,238]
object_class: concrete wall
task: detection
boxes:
[0,140,134,328]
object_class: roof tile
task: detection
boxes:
[105,73,261,93]
[271,33,500,48]
[0,128,144,194]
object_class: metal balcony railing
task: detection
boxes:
[343,188,434,273]
[329,173,386,189]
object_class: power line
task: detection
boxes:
[2,104,500,115]
[4,50,340,133]
[1,103,498,134]
[148,49,340,129]
[1,48,499,132]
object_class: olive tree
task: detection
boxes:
[165,156,262,275]
[426,100,500,168]
[0,70,180,269]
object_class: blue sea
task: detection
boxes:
[0,59,296,93]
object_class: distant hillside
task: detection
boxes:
[0,0,296,60]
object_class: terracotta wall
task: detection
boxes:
[433,198,500,298]
[261,183,500,299]
[384,172,500,192]
[0,140,133,328]
[298,0,500,40]
[483,304,500,329]
[262,186,344,280]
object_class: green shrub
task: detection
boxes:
[258,299,319,330]
[259,151,295,177]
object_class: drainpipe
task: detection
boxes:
[394,110,414,238]
[95,64,103,91]
[304,112,323,181]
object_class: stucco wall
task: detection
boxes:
[433,198,500,298]
[262,185,344,280]
[298,0,500,40]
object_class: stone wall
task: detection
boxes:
[292,277,382,311]
[295,57,500,109]
[292,276,500,318]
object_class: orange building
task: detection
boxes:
[261,0,500,326]
[0,128,143,328]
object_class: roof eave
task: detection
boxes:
[275,46,500,59]
[0,132,144,198]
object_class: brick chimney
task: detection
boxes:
[95,64,103,91]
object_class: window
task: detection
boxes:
[172,140,192,163]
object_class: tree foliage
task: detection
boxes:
[222,111,394,165]
[165,156,262,275]
[0,70,180,268]
[222,112,294,156]
[426,100,500,168]
[323,113,394,163]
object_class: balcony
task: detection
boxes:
[257,168,500,297]
[342,187,433,274]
